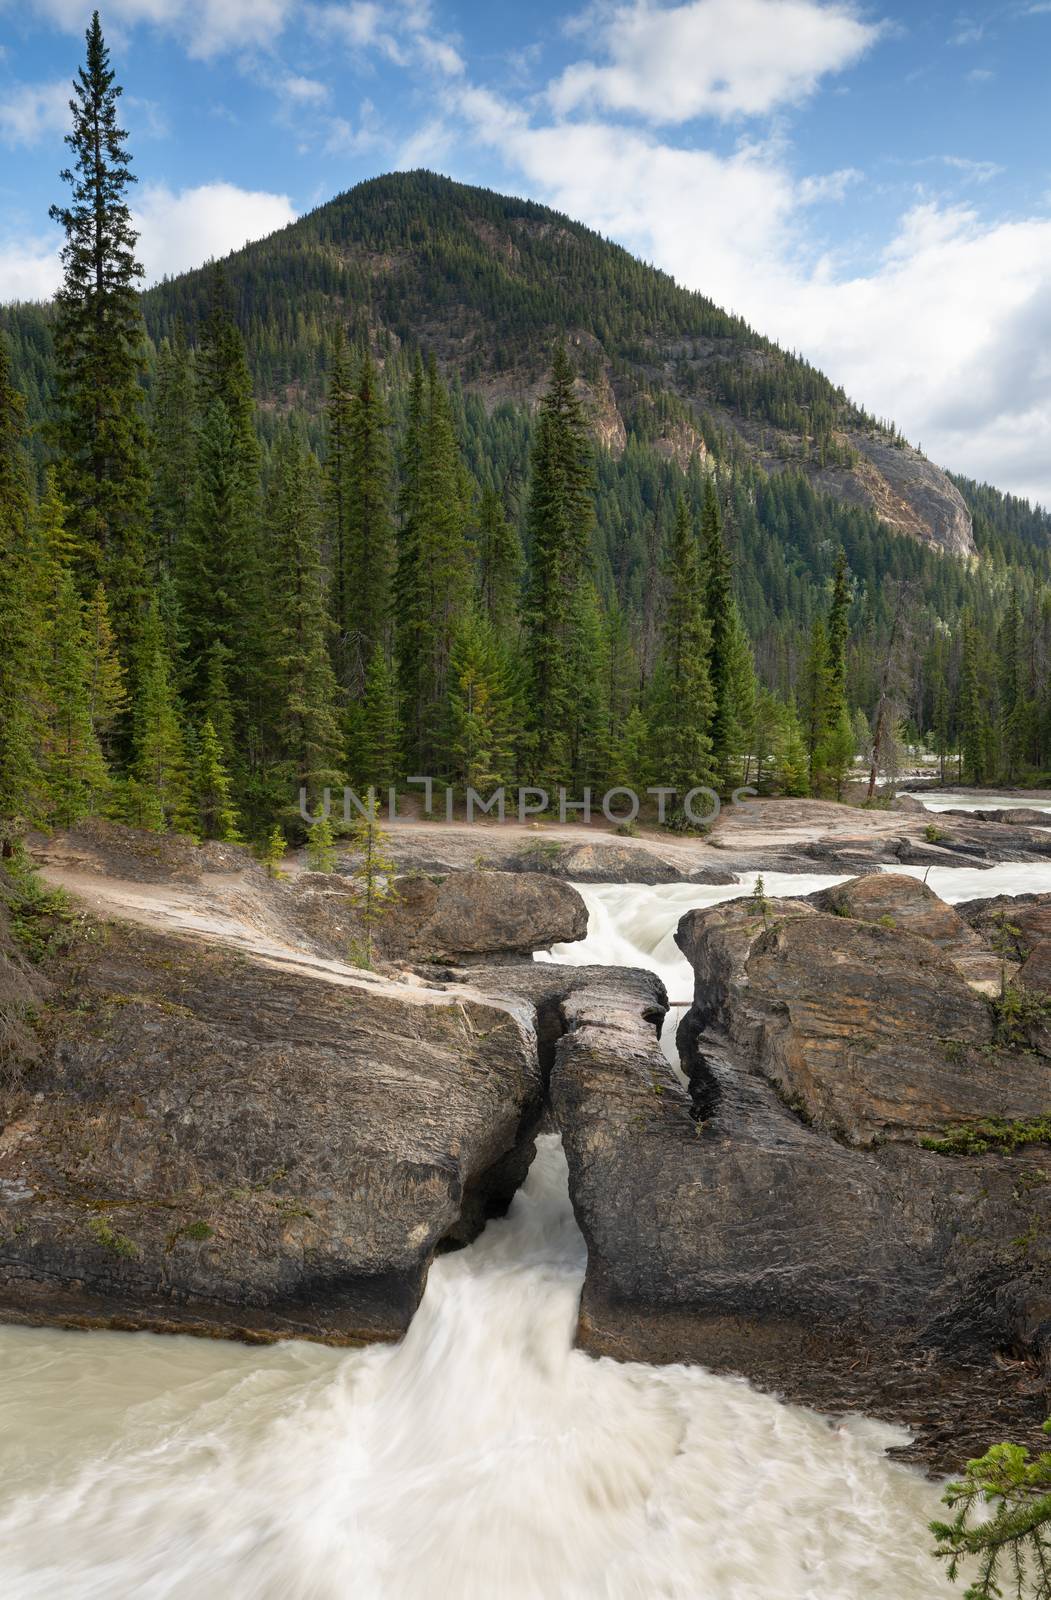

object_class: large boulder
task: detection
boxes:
[808,870,1008,990]
[674,889,1051,1146]
[0,918,543,1344]
[377,869,588,962]
[550,990,1051,1469]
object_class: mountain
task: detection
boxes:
[134,170,974,558]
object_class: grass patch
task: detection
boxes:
[920,1116,1051,1156]
[87,1214,138,1257]
[1,852,80,964]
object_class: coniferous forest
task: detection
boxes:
[4,15,1051,853]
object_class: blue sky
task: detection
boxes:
[2,0,1050,504]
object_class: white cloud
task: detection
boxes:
[797,166,863,203]
[282,74,329,103]
[940,154,1002,182]
[21,0,297,58]
[0,235,63,301]
[0,79,69,145]
[462,83,1051,506]
[134,182,296,280]
[0,179,298,300]
[307,0,462,72]
[549,0,882,123]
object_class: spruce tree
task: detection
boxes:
[395,362,471,769]
[447,611,514,791]
[394,354,427,760]
[343,349,394,694]
[192,717,240,842]
[647,495,715,801]
[801,618,831,790]
[701,479,754,788]
[129,599,189,831]
[178,397,254,698]
[324,325,354,646]
[149,327,196,571]
[83,581,127,764]
[476,484,522,639]
[347,798,397,969]
[265,429,344,812]
[820,550,855,797]
[49,11,148,667]
[524,343,595,784]
[0,341,47,846]
[778,698,811,796]
[356,646,402,791]
[306,815,336,873]
[960,615,989,784]
[44,567,111,827]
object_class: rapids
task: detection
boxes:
[6,869,1031,1598]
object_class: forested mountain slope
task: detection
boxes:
[132,171,974,557]
[5,163,1051,823]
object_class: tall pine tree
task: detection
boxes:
[0,341,46,846]
[647,495,716,802]
[524,343,595,785]
[49,11,148,669]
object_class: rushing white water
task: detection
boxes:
[917,788,1051,814]
[0,1135,953,1600]
[538,872,852,1066]
[8,865,1030,1599]
[888,861,1051,902]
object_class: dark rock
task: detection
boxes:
[807,871,1006,989]
[1018,940,1051,995]
[551,997,1051,1471]
[0,921,543,1345]
[377,869,588,962]
[958,894,1051,961]
[674,891,1051,1145]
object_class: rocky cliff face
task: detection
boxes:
[129,171,977,559]
[813,432,975,556]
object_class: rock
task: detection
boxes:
[958,894,1051,961]
[828,432,975,556]
[507,840,685,885]
[377,869,588,962]
[551,999,1051,1471]
[0,919,543,1345]
[0,879,50,1078]
[807,871,1007,990]
[1018,940,1051,995]
[891,793,928,813]
[674,891,1051,1146]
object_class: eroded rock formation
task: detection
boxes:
[549,878,1051,1468]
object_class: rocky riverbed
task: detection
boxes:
[3,810,1051,1472]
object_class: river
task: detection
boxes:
[4,858,1039,1598]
